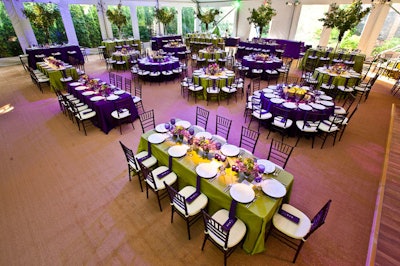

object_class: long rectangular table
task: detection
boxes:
[37,63,78,92]
[26,45,84,69]
[138,130,294,254]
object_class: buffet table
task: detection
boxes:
[138,127,294,254]
[26,45,84,69]
[67,81,138,134]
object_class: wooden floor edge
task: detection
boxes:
[365,103,396,266]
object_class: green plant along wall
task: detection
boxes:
[69,4,102,48]
[0,1,23,57]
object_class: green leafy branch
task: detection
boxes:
[247,1,276,38]
[106,3,127,38]
[318,0,371,42]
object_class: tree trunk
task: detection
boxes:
[259,26,263,39]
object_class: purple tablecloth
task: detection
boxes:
[260,93,334,122]
[225,37,240,46]
[27,45,84,69]
[68,83,138,134]
[138,57,180,72]
[241,56,283,70]
[236,41,277,59]
[263,39,303,59]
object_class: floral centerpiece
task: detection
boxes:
[169,41,179,47]
[206,45,217,53]
[330,63,347,74]
[254,53,269,61]
[120,47,128,54]
[234,157,264,181]
[206,63,220,75]
[44,56,64,68]
[283,86,307,99]
[81,74,89,82]
[193,136,217,158]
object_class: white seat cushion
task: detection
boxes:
[175,186,208,216]
[147,166,177,191]
[111,108,131,119]
[272,203,311,239]
[210,209,247,249]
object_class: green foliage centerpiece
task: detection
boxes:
[195,1,221,32]
[247,1,277,39]
[318,0,371,51]
[106,2,127,39]
[154,7,177,35]
[22,3,59,44]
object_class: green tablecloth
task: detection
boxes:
[138,130,294,254]
[301,49,366,73]
[314,69,361,87]
[193,75,235,100]
[199,50,226,61]
[102,39,141,57]
[37,63,78,91]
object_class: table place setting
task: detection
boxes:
[220,144,240,157]
[147,133,168,144]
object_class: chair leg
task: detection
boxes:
[156,191,163,212]
[186,219,191,240]
[201,235,208,250]
[293,240,305,263]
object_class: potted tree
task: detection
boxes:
[23,3,59,44]
[247,1,276,39]
[154,7,177,35]
[319,0,371,51]
[195,2,220,32]
[106,3,127,39]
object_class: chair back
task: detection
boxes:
[164,182,189,216]
[215,115,232,141]
[109,72,116,85]
[239,126,260,154]
[139,109,155,133]
[196,106,209,131]
[138,160,157,190]
[342,93,356,112]
[113,97,133,119]
[116,74,123,88]
[202,210,230,249]
[347,103,359,123]
[124,78,132,93]
[305,200,332,239]
[252,77,261,92]
[267,138,294,169]
[272,106,292,127]
[119,141,139,171]
[135,84,142,98]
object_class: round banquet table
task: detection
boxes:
[192,69,236,99]
[241,55,283,71]
[198,49,226,61]
[163,44,187,59]
[137,56,180,72]
[259,84,335,134]
[314,66,361,87]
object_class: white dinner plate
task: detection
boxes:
[264,93,276,98]
[106,94,119,101]
[221,144,240,157]
[298,103,312,111]
[175,120,191,129]
[82,91,95,96]
[319,95,333,101]
[196,163,218,179]
[225,70,234,74]
[283,102,297,109]
[69,82,82,87]
[262,88,274,93]
[148,133,167,144]
[270,98,285,104]
[195,131,212,139]
[256,159,276,174]
[75,86,87,91]
[90,96,105,102]
[319,100,334,107]
[230,183,255,203]
[155,123,169,133]
[168,145,188,158]
[268,85,277,90]
[262,179,286,198]
[309,103,326,110]
[113,90,125,95]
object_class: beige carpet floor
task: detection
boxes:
[0,55,399,266]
